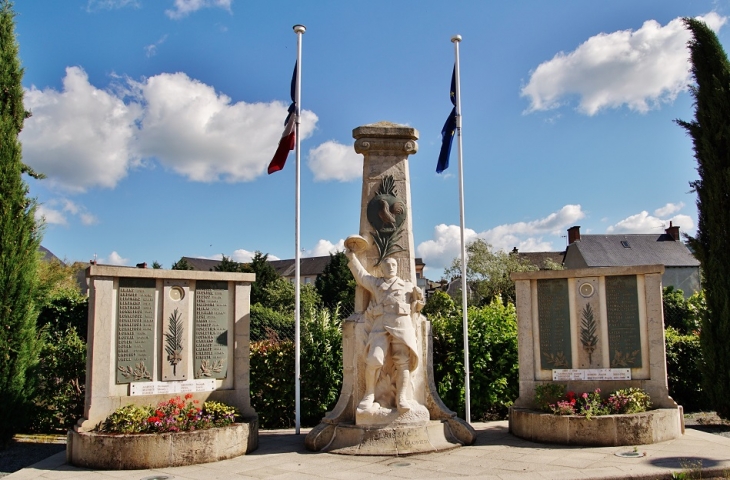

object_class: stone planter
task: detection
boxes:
[509,407,682,446]
[67,418,257,469]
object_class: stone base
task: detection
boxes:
[305,420,465,455]
[67,418,258,469]
[509,407,682,446]
[356,403,430,426]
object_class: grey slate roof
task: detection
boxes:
[565,234,699,268]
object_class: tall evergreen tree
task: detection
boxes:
[315,252,355,312]
[676,18,730,419]
[241,251,280,305]
[0,0,43,445]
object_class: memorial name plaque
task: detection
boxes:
[130,379,216,396]
[537,279,572,369]
[605,275,642,369]
[116,278,156,384]
[552,368,631,381]
[194,281,229,379]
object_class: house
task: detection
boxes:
[182,255,428,290]
[562,223,700,297]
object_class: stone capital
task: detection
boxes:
[353,121,418,155]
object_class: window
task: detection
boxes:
[621,240,631,248]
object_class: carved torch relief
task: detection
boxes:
[366,175,406,266]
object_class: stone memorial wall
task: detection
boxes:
[76,266,256,431]
[510,265,677,409]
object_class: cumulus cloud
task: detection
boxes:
[305,239,345,257]
[521,13,727,115]
[22,67,143,193]
[416,205,585,276]
[606,210,694,234]
[307,141,362,182]
[21,67,318,192]
[654,202,684,217]
[104,251,129,266]
[166,0,232,19]
[132,72,317,182]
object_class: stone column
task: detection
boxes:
[352,121,418,313]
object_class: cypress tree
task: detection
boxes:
[676,18,730,419]
[0,0,42,444]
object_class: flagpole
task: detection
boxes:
[452,34,470,424]
[293,23,305,435]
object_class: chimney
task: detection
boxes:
[136,262,147,269]
[665,221,680,241]
[568,226,581,244]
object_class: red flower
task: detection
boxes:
[566,391,576,400]
[185,393,193,400]
[148,416,160,423]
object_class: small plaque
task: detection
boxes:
[130,379,216,396]
[552,369,584,381]
[116,278,156,384]
[552,368,632,381]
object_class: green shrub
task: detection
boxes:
[432,300,518,420]
[249,306,343,428]
[300,307,342,426]
[98,404,153,433]
[249,304,293,342]
[665,327,708,412]
[607,387,651,414]
[30,327,86,433]
[534,383,566,412]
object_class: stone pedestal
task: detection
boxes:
[304,122,475,455]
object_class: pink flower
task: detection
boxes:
[581,392,588,399]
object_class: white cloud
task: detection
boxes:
[607,210,694,234]
[145,35,168,58]
[21,68,319,191]
[305,239,345,257]
[35,205,68,226]
[86,0,140,11]
[416,205,585,276]
[521,13,727,115]
[166,0,232,19]
[307,141,362,182]
[654,202,684,217]
[132,72,317,182]
[208,250,280,262]
[21,67,142,193]
[104,251,128,266]
[34,198,98,226]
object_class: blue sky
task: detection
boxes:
[14,0,729,278]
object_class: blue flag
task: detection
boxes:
[436,66,456,174]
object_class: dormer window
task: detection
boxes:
[621,240,631,248]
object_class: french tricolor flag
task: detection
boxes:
[268,62,297,174]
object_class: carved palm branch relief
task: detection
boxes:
[118,361,152,381]
[542,351,569,369]
[164,308,184,376]
[580,304,598,364]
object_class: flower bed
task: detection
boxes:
[509,407,681,446]
[509,385,681,446]
[67,395,258,469]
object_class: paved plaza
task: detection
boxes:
[6,421,730,480]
